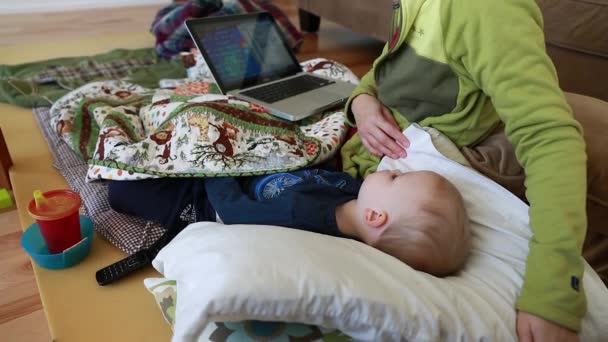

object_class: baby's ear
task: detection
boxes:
[364,208,388,228]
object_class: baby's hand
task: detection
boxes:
[351,94,409,159]
[516,311,579,342]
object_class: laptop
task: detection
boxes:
[185,12,356,121]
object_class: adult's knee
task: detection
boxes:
[565,92,608,235]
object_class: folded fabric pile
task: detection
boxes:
[151,0,303,59]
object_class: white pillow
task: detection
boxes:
[153,223,608,342]
[151,126,608,342]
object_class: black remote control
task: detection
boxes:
[95,251,150,286]
[95,228,179,286]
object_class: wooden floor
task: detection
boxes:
[0,207,51,342]
[0,1,382,341]
[0,1,383,78]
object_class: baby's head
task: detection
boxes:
[356,170,471,276]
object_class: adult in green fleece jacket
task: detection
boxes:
[341,0,590,340]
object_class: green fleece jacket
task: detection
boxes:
[341,0,587,331]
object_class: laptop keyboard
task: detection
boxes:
[240,75,335,104]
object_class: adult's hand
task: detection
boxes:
[516,311,579,342]
[351,94,409,159]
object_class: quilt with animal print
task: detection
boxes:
[48,59,358,181]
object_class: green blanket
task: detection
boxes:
[0,48,185,108]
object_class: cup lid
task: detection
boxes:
[28,190,81,221]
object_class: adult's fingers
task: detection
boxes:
[517,327,533,342]
[361,133,390,157]
[359,133,381,156]
[516,316,534,342]
[376,120,408,157]
[380,107,410,148]
[369,127,406,159]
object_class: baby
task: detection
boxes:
[109,168,471,276]
[339,169,470,276]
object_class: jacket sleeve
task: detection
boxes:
[204,177,350,237]
[344,41,394,126]
[344,68,379,126]
[204,177,294,226]
[443,0,587,331]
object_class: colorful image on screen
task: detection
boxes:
[194,15,298,90]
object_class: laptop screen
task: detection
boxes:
[186,13,302,92]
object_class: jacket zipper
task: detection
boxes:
[389,0,403,51]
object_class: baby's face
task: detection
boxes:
[358,170,436,217]
[357,170,463,233]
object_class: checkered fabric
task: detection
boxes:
[33,107,166,255]
[33,58,157,89]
